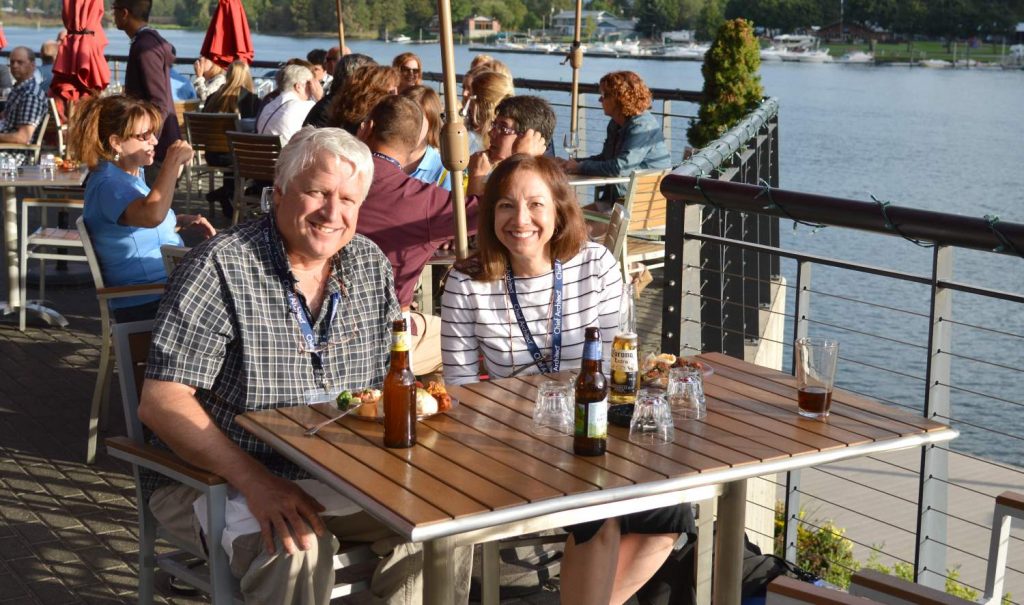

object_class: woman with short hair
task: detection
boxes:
[562,70,671,201]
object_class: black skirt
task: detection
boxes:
[568,502,695,545]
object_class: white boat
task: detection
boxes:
[587,42,619,56]
[391,34,412,44]
[794,49,833,63]
[838,51,874,64]
[759,47,787,62]
[919,59,952,68]
[662,43,709,60]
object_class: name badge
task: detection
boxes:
[304,388,340,405]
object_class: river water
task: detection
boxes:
[12,27,1024,463]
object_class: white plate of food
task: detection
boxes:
[639,353,713,389]
[338,381,455,422]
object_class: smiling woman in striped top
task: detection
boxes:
[440,153,690,604]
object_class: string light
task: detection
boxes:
[871,195,934,248]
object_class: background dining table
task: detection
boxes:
[236,352,957,605]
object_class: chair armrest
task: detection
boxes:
[996,490,1024,515]
[849,569,968,605]
[97,283,165,301]
[0,143,35,151]
[106,436,226,486]
[21,197,84,209]
[769,575,880,604]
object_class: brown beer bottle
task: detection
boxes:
[383,318,416,448]
[574,327,608,456]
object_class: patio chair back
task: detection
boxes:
[602,202,630,274]
[624,168,670,235]
[111,320,153,442]
[174,99,201,128]
[183,112,239,213]
[849,491,1024,605]
[160,244,191,278]
[0,108,50,163]
[76,216,164,464]
[226,131,281,224]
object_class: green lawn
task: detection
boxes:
[823,40,1015,63]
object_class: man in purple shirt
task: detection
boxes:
[356,96,479,374]
[113,0,180,186]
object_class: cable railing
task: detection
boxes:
[660,128,1024,601]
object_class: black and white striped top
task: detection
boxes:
[441,242,623,386]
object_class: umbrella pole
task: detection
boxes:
[335,0,346,51]
[437,0,470,259]
[569,0,584,136]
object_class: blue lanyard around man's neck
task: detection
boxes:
[263,215,340,369]
[504,259,563,374]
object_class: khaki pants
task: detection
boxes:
[149,483,471,605]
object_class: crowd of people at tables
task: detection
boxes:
[62,1,678,601]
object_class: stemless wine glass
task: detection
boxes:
[260,186,275,213]
[667,367,706,420]
[562,131,579,160]
[629,387,673,445]
[532,380,573,436]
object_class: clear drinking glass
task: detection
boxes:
[795,337,839,418]
[667,366,706,420]
[562,131,579,160]
[532,380,573,436]
[629,387,673,445]
[40,154,55,178]
[260,186,274,213]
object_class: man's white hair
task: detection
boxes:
[275,126,374,198]
[279,64,313,92]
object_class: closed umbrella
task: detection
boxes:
[567,0,584,138]
[335,0,345,52]
[436,0,470,258]
[50,0,111,106]
[0,24,7,50]
[200,0,254,68]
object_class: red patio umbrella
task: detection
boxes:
[200,0,255,68]
[50,0,111,107]
[0,23,8,50]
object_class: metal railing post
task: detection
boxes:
[915,245,953,589]
[661,194,686,355]
[783,260,813,563]
[662,99,672,161]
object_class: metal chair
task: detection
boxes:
[849,490,1024,605]
[106,319,376,604]
[18,197,87,331]
[159,244,191,278]
[183,112,238,213]
[226,131,281,225]
[0,108,51,164]
[76,216,165,464]
[584,168,670,270]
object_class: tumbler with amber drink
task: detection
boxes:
[795,337,839,418]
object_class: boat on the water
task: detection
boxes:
[391,34,412,44]
[837,51,874,64]
[919,58,953,68]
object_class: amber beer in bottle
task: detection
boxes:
[609,283,638,404]
[574,327,609,456]
[383,319,416,448]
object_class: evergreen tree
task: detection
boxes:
[687,18,763,149]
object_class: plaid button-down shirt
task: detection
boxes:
[142,215,401,497]
[1,78,46,135]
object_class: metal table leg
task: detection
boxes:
[423,536,457,605]
[713,479,747,605]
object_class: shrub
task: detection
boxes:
[773,503,859,588]
[686,18,764,149]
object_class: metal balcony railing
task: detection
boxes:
[661,128,1024,599]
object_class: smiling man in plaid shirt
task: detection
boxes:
[0,47,45,145]
[137,126,472,604]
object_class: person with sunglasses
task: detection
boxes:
[466,95,555,195]
[392,51,423,93]
[69,95,215,322]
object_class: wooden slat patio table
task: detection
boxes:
[236,352,957,605]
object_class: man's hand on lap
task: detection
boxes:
[241,469,327,555]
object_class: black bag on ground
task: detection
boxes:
[468,529,564,601]
[742,534,821,600]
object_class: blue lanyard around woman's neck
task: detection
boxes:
[504,259,563,374]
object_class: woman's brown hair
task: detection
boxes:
[66,95,164,169]
[460,154,588,281]
[328,65,399,134]
[401,85,441,148]
[599,70,653,117]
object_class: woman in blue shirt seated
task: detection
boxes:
[401,85,453,190]
[561,70,671,203]
[69,95,216,322]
